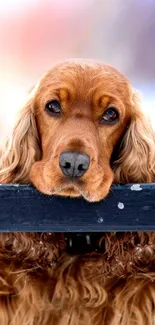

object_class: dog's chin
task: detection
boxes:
[54,186,81,199]
[30,176,111,202]
[53,184,111,202]
[32,181,110,202]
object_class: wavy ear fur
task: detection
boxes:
[0,90,41,183]
[113,91,155,183]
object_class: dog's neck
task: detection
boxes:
[2,232,155,279]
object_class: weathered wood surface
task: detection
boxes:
[0,184,154,232]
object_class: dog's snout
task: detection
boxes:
[59,151,90,178]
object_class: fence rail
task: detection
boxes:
[0,184,154,232]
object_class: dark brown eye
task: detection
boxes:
[45,100,61,116]
[100,107,119,124]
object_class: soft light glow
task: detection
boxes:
[0,81,27,141]
[0,0,36,10]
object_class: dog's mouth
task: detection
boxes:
[30,160,113,202]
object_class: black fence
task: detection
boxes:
[0,184,154,232]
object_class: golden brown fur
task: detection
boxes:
[0,59,155,324]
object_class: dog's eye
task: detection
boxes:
[100,108,119,124]
[45,100,61,116]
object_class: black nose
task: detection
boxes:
[59,151,90,178]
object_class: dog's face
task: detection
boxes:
[29,61,133,201]
[1,59,154,201]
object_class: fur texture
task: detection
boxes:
[0,59,155,324]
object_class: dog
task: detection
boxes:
[0,59,155,325]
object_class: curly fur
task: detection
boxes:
[113,92,155,183]
[0,59,155,324]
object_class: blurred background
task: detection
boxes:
[0,0,155,138]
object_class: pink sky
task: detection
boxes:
[0,0,155,137]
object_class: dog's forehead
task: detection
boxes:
[38,61,130,97]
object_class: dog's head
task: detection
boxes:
[1,59,155,201]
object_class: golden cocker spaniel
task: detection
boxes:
[0,59,155,325]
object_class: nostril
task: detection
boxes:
[78,164,85,171]
[64,162,71,169]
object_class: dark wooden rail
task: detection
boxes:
[0,184,155,232]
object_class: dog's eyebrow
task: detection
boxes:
[49,86,75,100]
[58,88,70,101]
[100,96,111,107]
[92,92,119,107]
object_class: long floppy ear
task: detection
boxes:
[0,89,41,183]
[113,91,155,183]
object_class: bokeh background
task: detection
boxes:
[0,0,155,138]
